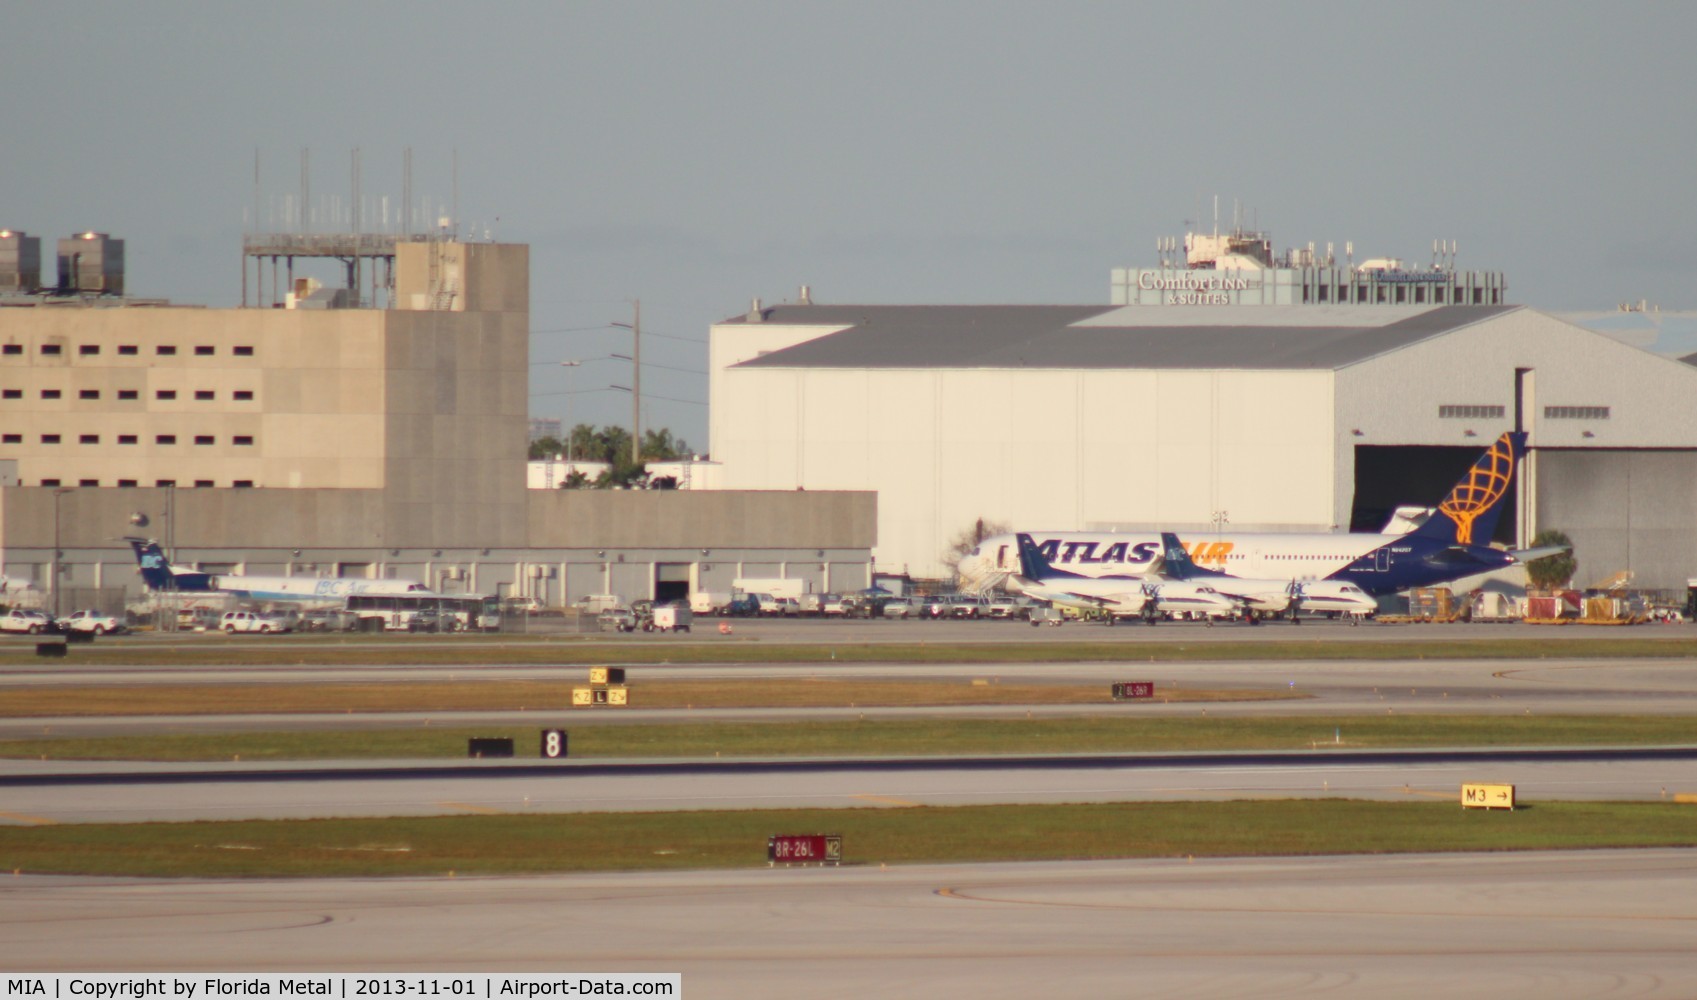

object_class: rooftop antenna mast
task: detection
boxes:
[402,147,413,238]
[300,148,310,234]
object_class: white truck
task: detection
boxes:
[690,591,732,615]
[732,578,811,601]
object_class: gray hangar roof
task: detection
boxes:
[728,303,1520,371]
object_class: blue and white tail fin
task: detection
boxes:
[1158,532,1227,580]
[126,537,213,592]
[1015,532,1080,581]
[1410,431,1525,546]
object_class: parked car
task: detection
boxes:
[881,596,919,619]
[0,609,55,634]
[797,593,826,616]
[987,597,1031,620]
[63,609,125,635]
[819,594,848,616]
[950,595,991,619]
[724,594,762,617]
[220,610,292,634]
[921,596,952,619]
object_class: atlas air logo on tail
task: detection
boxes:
[1032,537,1233,569]
[1418,431,1524,545]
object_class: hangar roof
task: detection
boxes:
[727,303,1520,371]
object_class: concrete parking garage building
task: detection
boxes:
[0,233,872,613]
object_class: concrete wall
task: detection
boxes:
[1535,448,1697,591]
[527,489,875,549]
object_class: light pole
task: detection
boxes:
[610,299,641,466]
[559,360,582,465]
[51,487,73,619]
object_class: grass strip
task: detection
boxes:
[1,800,1693,878]
[5,715,1695,761]
[7,634,1697,667]
[0,679,1293,718]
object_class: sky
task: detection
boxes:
[7,2,1695,450]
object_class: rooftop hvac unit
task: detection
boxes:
[56,232,124,295]
[0,230,42,293]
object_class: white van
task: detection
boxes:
[575,594,624,614]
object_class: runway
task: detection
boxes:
[5,850,1695,998]
[4,748,1696,823]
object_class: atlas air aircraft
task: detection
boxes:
[1155,532,1377,623]
[1012,532,1240,624]
[962,432,1555,597]
[127,538,430,603]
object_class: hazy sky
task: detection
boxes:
[8,2,1694,448]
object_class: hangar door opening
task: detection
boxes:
[655,563,692,605]
[1350,445,1518,545]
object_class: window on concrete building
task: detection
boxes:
[233,390,254,401]
[40,434,60,444]
[80,389,99,400]
[2,390,18,399]
[233,346,254,357]
[40,478,60,486]
[232,480,253,488]
[194,346,214,356]
[2,434,20,444]
[79,479,98,487]
[118,435,137,444]
[155,434,176,445]
[233,435,254,446]
[195,390,214,401]
[156,390,176,400]
[156,346,176,356]
[79,345,99,355]
[194,435,214,445]
[2,345,20,355]
[79,434,98,444]
[118,479,137,487]
[40,344,61,355]
[155,479,175,487]
[41,389,60,399]
[193,480,214,488]
[1438,405,1505,419]
[117,389,138,400]
[118,345,138,356]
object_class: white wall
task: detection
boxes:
[716,364,1338,577]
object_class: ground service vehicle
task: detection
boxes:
[725,594,761,617]
[63,609,125,634]
[646,603,693,632]
[0,609,54,634]
[598,607,638,632]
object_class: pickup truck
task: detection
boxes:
[63,609,125,635]
[0,609,55,634]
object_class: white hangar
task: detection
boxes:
[709,301,1697,588]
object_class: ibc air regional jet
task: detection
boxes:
[127,538,429,604]
[1155,532,1377,623]
[1011,532,1240,624]
[963,432,1560,597]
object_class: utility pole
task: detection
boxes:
[612,300,641,466]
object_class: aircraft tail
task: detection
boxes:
[126,537,212,592]
[1158,532,1226,580]
[1015,532,1078,581]
[1409,431,1525,546]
